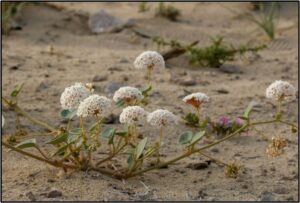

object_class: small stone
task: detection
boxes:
[92,75,107,82]
[10,64,20,70]
[25,191,36,201]
[104,82,123,94]
[119,58,129,63]
[36,81,50,92]
[47,188,62,198]
[220,64,242,74]
[187,162,209,170]
[217,88,229,94]
[273,187,289,194]
[108,66,123,72]
[241,184,248,189]
[260,191,275,201]
[179,78,196,86]
[47,178,56,183]
[211,148,219,153]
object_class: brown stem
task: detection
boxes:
[2,142,78,169]
[2,98,55,132]
[95,143,127,167]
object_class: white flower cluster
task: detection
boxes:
[113,86,143,104]
[60,83,90,110]
[183,92,210,107]
[147,109,178,128]
[134,51,165,70]
[77,95,112,118]
[266,80,296,102]
[119,106,148,125]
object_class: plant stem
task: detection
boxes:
[156,127,164,163]
[196,106,201,126]
[2,142,78,169]
[95,143,127,166]
[198,151,229,167]
[2,98,55,132]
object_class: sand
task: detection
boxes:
[2,2,298,201]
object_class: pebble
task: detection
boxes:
[119,58,129,63]
[47,188,62,198]
[273,187,289,194]
[25,191,36,201]
[217,88,229,94]
[92,75,107,82]
[260,191,275,201]
[88,10,124,33]
[36,81,50,92]
[104,82,123,94]
[108,66,123,72]
[179,78,196,86]
[186,162,209,170]
[219,64,242,74]
[211,148,219,153]
[10,64,20,70]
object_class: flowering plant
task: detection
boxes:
[2,52,298,180]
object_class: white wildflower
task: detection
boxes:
[147,109,178,127]
[113,86,143,105]
[60,83,90,110]
[77,95,111,118]
[266,80,296,102]
[183,92,210,108]
[119,106,148,125]
[134,51,165,70]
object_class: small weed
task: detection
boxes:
[139,2,150,13]
[155,2,180,21]
[2,2,26,34]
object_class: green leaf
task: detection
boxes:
[188,131,205,146]
[51,144,69,157]
[67,132,81,144]
[115,100,125,107]
[141,85,152,96]
[127,153,135,170]
[60,109,77,120]
[135,137,148,159]
[14,138,37,149]
[46,133,68,145]
[178,131,193,144]
[101,127,116,139]
[183,113,199,126]
[11,83,24,97]
[243,102,255,119]
[115,131,127,137]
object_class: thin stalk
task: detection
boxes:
[156,127,164,163]
[2,142,78,169]
[95,143,127,166]
[196,106,201,127]
[35,146,50,160]
[2,98,55,132]
[198,151,229,167]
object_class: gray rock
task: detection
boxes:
[47,188,62,198]
[104,82,123,94]
[187,162,209,170]
[25,191,36,201]
[179,78,196,86]
[217,88,229,94]
[88,10,134,34]
[260,191,275,201]
[273,187,289,194]
[220,64,242,74]
[92,75,107,82]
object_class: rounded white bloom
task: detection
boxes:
[183,92,210,108]
[60,83,90,110]
[134,51,165,70]
[77,95,111,117]
[147,109,178,127]
[266,80,296,102]
[2,115,5,128]
[119,106,148,125]
[113,86,143,104]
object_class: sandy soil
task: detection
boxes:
[2,2,298,201]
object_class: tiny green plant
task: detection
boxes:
[2,51,297,180]
[248,2,279,40]
[2,2,26,34]
[152,36,266,68]
[155,2,180,21]
[138,2,150,13]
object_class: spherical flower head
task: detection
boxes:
[60,83,91,110]
[183,92,210,108]
[147,109,178,128]
[119,106,148,125]
[266,80,296,102]
[134,51,165,70]
[113,86,143,105]
[77,94,112,118]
